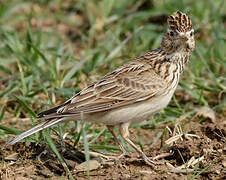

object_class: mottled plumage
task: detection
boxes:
[7,11,195,166]
[168,11,192,32]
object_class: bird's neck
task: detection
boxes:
[161,48,190,73]
[144,48,190,80]
[142,48,191,76]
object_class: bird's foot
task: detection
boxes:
[141,153,164,167]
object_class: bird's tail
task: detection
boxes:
[5,117,66,145]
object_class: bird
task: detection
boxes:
[6,11,195,166]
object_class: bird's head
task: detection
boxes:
[161,11,195,54]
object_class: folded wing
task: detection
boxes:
[39,60,167,119]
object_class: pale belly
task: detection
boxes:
[84,88,176,125]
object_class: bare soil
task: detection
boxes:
[0,116,225,180]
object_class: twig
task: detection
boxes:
[153,152,173,160]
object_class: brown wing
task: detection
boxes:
[38,53,167,119]
[50,60,167,115]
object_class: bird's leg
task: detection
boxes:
[119,122,156,167]
[107,125,127,159]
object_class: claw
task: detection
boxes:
[141,153,162,167]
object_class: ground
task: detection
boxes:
[1,112,225,180]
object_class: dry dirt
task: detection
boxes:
[0,116,225,180]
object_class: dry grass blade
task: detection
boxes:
[165,124,199,145]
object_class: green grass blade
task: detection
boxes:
[0,64,12,74]
[14,95,36,118]
[0,108,5,123]
[73,128,82,148]
[88,127,106,144]
[45,129,74,180]
[0,125,22,135]
[82,125,90,178]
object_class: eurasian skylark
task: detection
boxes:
[7,11,195,166]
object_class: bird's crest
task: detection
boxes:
[167,11,192,32]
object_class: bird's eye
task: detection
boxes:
[169,31,174,37]
[190,31,193,37]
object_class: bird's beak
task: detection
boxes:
[180,35,193,52]
[180,35,189,43]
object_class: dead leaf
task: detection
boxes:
[4,153,19,161]
[64,159,77,168]
[74,160,101,172]
[195,106,216,123]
